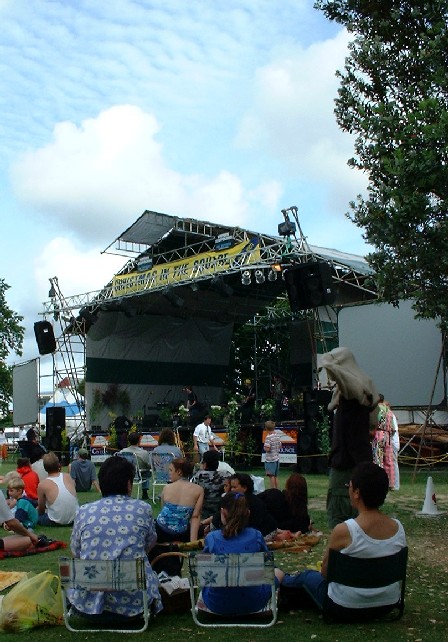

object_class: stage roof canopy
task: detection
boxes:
[44,210,377,324]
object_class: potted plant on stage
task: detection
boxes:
[159,406,174,427]
[177,404,189,426]
[210,405,225,426]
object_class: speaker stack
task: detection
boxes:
[297,389,332,474]
[285,261,335,311]
[45,406,66,451]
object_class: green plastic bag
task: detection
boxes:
[0,570,63,632]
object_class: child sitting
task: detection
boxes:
[16,457,39,504]
[6,477,39,530]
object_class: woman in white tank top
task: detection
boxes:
[278,462,407,614]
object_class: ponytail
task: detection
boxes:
[221,492,249,538]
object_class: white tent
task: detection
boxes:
[39,388,84,436]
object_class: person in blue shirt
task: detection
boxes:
[202,492,281,616]
[6,477,38,529]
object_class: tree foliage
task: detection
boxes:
[0,279,25,415]
[315,1,448,323]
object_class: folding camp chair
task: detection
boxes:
[116,451,143,499]
[59,557,150,633]
[323,547,408,623]
[188,551,278,628]
[150,451,175,502]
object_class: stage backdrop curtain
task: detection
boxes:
[85,313,233,428]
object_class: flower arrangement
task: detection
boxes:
[178,405,189,421]
[227,399,239,417]
[260,398,275,418]
[210,405,225,424]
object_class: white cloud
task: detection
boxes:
[10,105,282,242]
[236,29,367,204]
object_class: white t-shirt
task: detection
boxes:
[0,492,14,522]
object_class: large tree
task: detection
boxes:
[0,279,25,415]
[315,1,448,324]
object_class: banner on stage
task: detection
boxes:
[111,237,261,296]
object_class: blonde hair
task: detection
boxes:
[3,471,21,484]
[8,477,25,491]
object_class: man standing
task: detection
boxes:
[240,379,256,424]
[320,347,378,530]
[37,452,79,526]
[69,448,100,492]
[193,415,217,458]
[184,385,201,426]
[120,432,151,500]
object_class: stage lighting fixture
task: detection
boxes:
[268,269,277,282]
[163,289,184,308]
[241,270,251,285]
[278,220,296,236]
[255,270,265,284]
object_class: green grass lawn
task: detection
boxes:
[0,459,447,641]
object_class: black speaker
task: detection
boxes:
[45,406,65,451]
[34,320,57,355]
[285,261,335,311]
[142,414,160,429]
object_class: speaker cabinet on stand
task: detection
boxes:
[45,406,66,452]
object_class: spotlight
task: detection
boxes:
[255,270,265,284]
[241,270,251,285]
[268,269,277,282]
[278,220,296,236]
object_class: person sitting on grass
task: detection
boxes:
[6,477,38,530]
[69,448,100,492]
[37,452,78,526]
[16,457,40,505]
[277,462,407,621]
[0,490,38,552]
[258,471,311,533]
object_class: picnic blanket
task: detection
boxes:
[177,532,322,553]
[0,572,28,591]
[0,540,66,560]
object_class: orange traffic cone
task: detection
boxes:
[416,476,446,517]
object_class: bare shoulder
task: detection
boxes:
[328,521,351,551]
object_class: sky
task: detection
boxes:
[1,0,371,380]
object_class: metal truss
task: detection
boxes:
[45,277,87,438]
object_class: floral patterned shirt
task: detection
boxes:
[69,495,162,616]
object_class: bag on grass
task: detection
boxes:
[0,570,63,632]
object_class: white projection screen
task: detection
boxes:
[338,300,446,408]
[13,359,39,425]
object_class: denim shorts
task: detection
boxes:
[265,461,279,476]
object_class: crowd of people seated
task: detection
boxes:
[0,420,407,626]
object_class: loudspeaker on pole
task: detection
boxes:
[34,320,57,355]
